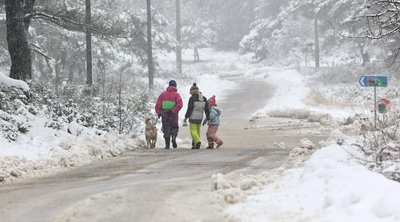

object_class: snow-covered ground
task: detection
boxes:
[0,109,142,182]
[188,50,400,222]
[217,144,400,222]
[1,49,400,222]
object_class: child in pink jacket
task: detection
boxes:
[204,95,223,149]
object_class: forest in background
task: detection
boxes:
[1,0,400,137]
[2,1,399,84]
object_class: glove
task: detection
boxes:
[182,118,188,126]
[202,119,208,126]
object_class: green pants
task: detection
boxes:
[190,123,201,145]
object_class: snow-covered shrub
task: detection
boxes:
[311,66,364,85]
[29,83,72,130]
[0,85,33,141]
[351,113,400,182]
[29,79,151,134]
[0,113,18,141]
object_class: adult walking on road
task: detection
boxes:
[155,80,183,149]
[184,83,210,149]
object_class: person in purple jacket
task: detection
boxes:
[155,80,183,149]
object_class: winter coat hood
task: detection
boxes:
[166,86,177,92]
[155,86,183,114]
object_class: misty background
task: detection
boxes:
[0,0,398,135]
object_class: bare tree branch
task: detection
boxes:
[30,43,52,60]
[32,10,127,38]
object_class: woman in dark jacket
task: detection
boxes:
[155,80,183,149]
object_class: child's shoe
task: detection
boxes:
[192,142,201,149]
[195,142,201,149]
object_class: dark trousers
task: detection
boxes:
[161,110,179,139]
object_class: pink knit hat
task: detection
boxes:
[208,95,217,107]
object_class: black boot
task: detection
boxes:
[172,134,177,148]
[194,141,201,149]
[165,136,170,149]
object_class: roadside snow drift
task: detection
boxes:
[217,145,400,222]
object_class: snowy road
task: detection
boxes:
[0,148,288,222]
[0,77,326,221]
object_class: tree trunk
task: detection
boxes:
[55,50,66,94]
[359,43,370,67]
[118,68,123,134]
[194,47,199,61]
[23,0,34,28]
[45,57,54,77]
[146,0,154,89]
[96,59,105,84]
[175,0,182,75]
[5,0,35,80]
[36,55,46,79]
[78,66,83,82]
[55,57,60,94]
[85,0,93,86]
[96,60,105,102]
[118,64,130,134]
[314,17,320,68]
[68,65,75,83]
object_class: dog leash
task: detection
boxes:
[154,116,159,125]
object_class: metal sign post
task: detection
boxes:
[374,85,377,129]
[359,75,388,129]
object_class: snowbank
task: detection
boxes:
[0,119,143,183]
[219,145,400,222]
[252,69,356,122]
[0,98,145,183]
[0,72,30,91]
